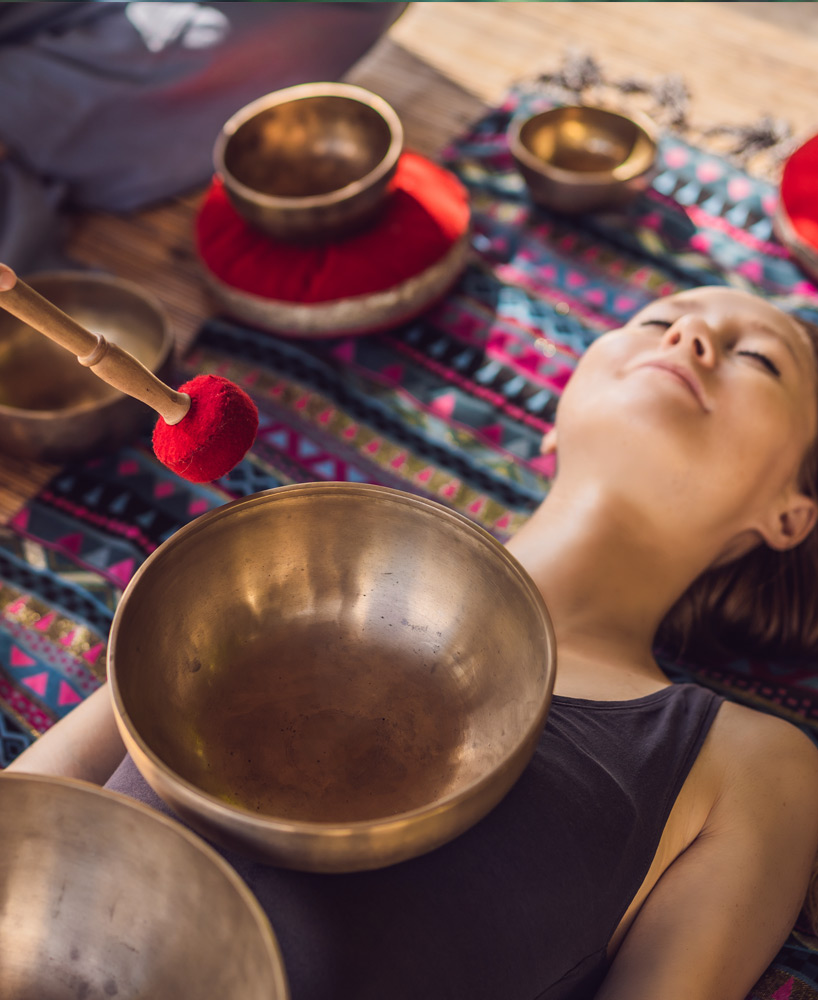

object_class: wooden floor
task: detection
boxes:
[3,1,818,519]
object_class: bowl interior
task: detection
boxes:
[0,274,170,414]
[112,485,553,827]
[518,106,655,178]
[223,94,394,199]
[0,775,287,1000]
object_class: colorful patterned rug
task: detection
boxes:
[2,81,818,999]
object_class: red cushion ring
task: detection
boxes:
[780,133,818,249]
[776,132,818,281]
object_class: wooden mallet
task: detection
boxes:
[0,264,258,483]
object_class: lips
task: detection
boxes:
[635,360,710,411]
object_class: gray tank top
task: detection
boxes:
[106,682,723,1000]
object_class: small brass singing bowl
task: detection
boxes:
[0,774,289,999]
[109,482,556,873]
[0,271,173,463]
[214,82,404,241]
[508,105,658,214]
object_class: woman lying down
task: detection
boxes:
[8,285,818,1000]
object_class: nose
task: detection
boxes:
[660,316,717,366]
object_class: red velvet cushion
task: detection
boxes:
[195,152,470,303]
[780,132,818,251]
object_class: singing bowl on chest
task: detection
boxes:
[0,774,289,1000]
[109,483,556,872]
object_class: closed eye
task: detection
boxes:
[639,319,672,328]
[737,350,781,377]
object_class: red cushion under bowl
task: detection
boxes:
[195,152,471,337]
[780,133,818,249]
[776,132,818,280]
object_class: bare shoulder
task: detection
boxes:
[713,698,818,759]
[707,699,818,812]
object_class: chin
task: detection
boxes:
[559,411,703,488]
[565,391,701,445]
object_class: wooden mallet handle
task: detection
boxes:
[0,264,191,426]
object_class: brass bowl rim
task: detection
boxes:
[2,772,291,996]
[213,82,404,211]
[507,103,659,186]
[0,269,173,420]
[109,481,557,835]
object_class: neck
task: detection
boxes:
[506,478,715,695]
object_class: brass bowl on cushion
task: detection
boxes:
[0,773,289,999]
[213,82,404,241]
[196,152,471,338]
[0,271,173,462]
[109,482,556,873]
[508,104,658,214]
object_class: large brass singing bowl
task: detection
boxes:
[0,774,289,1000]
[109,483,556,873]
[0,271,173,462]
[508,104,658,214]
[213,82,404,240]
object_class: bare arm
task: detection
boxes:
[3,684,125,785]
[597,712,818,1000]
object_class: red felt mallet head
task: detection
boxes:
[152,373,258,483]
[0,264,259,482]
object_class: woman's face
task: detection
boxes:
[553,286,818,542]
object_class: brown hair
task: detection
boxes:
[655,316,818,664]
